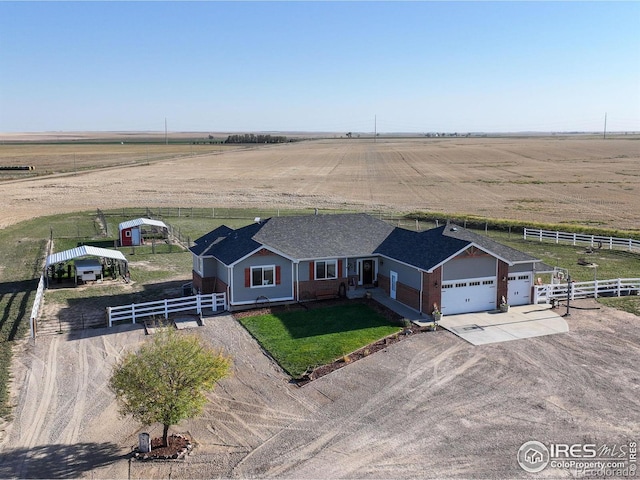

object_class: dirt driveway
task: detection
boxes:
[0,299,638,479]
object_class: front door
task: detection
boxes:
[132,228,141,246]
[362,259,374,285]
[390,271,398,299]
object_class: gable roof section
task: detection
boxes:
[252,213,395,259]
[375,226,470,271]
[189,221,266,264]
[191,225,234,254]
[442,224,541,264]
[376,224,541,271]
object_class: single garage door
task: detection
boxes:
[441,277,497,315]
[507,273,532,306]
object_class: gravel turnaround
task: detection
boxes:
[0,300,638,479]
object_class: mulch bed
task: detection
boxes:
[134,434,193,460]
[232,297,440,386]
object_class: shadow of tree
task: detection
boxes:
[0,441,127,479]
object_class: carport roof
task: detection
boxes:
[118,218,168,230]
[45,245,127,268]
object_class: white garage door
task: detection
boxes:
[507,273,532,306]
[441,277,497,315]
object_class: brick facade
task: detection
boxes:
[497,260,509,305]
[298,277,347,301]
[423,266,442,315]
[192,271,228,295]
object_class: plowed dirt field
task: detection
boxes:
[1,136,639,230]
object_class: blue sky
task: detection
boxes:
[1,1,639,133]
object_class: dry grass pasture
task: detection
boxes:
[0,134,639,230]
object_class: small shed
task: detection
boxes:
[119,218,169,246]
[75,258,103,284]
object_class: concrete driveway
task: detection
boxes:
[438,304,568,345]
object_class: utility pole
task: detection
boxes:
[374,115,377,143]
[603,112,607,140]
[165,118,168,145]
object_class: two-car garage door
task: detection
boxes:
[441,273,533,314]
[441,277,497,315]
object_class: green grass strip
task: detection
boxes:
[238,303,401,378]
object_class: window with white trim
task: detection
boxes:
[315,260,337,280]
[251,265,275,287]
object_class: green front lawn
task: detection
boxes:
[237,303,402,378]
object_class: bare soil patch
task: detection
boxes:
[0,300,638,479]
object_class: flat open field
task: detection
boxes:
[0,135,639,230]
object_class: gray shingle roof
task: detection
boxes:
[375,226,470,271]
[189,222,264,263]
[253,213,394,259]
[190,214,541,269]
[442,223,540,263]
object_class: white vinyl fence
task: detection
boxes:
[534,278,640,304]
[30,274,46,338]
[107,292,227,327]
[524,228,640,253]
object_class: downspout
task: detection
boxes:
[419,270,424,314]
[295,262,299,301]
[228,265,233,308]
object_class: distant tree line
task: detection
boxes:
[224,134,288,144]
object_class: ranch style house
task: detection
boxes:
[189,213,545,316]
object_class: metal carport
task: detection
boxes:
[45,245,128,287]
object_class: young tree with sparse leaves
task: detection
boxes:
[109,327,232,447]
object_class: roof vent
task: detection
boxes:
[450,227,458,232]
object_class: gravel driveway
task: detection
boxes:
[0,299,638,479]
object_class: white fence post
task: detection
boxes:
[523,228,639,253]
[106,292,228,327]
